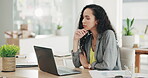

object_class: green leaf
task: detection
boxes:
[130,18,134,27]
[57,25,62,30]
[126,18,130,28]
[0,44,20,57]
[123,18,135,36]
[130,27,134,31]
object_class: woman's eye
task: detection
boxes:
[86,18,90,20]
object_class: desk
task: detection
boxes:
[0,57,91,78]
[135,49,148,73]
[1,67,148,78]
[0,67,91,78]
[0,57,148,78]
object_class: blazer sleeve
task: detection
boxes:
[91,30,118,70]
[71,49,82,68]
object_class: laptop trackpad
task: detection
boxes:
[57,67,81,75]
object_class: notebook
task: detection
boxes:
[34,46,81,76]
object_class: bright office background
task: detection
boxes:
[0,0,122,50]
[0,0,148,64]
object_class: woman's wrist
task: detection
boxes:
[73,39,79,52]
[88,64,91,69]
[84,64,91,69]
[73,39,79,42]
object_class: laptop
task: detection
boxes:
[16,54,38,68]
[16,56,38,68]
[34,46,81,76]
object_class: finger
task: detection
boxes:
[82,29,87,31]
[80,29,86,34]
[77,30,83,35]
[82,29,88,33]
[76,31,85,38]
[81,30,87,36]
[75,31,83,37]
[77,29,87,35]
[79,54,83,63]
[75,31,80,35]
[80,29,88,35]
[75,29,88,38]
[76,30,83,36]
[79,53,83,58]
[83,52,86,56]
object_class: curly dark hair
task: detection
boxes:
[78,4,117,52]
[78,4,116,35]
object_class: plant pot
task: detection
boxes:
[2,57,16,72]
[55,30,62,36]
[122,35,139,48]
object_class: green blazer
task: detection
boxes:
[72,30,121,70]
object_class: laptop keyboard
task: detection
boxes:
[58,69,71,73]
[58,67,74,73]
[57,67,81,75]
[57,67,80,74]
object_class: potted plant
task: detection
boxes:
[123,18,134,36]
[55,25,63,36]
[122,18,139,48]
[0,44,19,72]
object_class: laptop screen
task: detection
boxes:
[34,46,58,75]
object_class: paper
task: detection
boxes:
[89,70,148,78]
[89,70,127,78]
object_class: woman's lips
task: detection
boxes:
[83,25,87,28]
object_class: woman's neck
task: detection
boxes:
[90,28,98,40]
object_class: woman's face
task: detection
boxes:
[82,8,97,30]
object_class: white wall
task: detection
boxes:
[93,0,123,46]
[59,0,74,52]
[123,2,148,19]
[123,2,148,34]
[74,0,93,17]
[0,0,13,46]
[123,2,148,44]
[123,1,148,64]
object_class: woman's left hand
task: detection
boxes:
[79,52,89,69]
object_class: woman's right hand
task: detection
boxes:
[73,29,88,41]
[73,29,88,52]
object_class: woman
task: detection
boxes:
[72,4,121,70]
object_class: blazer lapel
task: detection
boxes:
[94,34,102,59]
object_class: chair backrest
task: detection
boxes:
[120,47,135,73]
